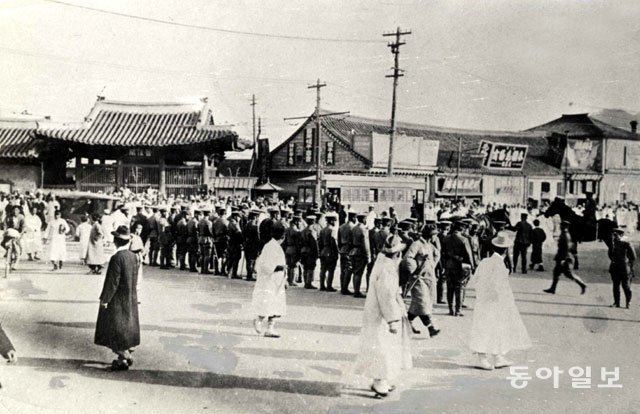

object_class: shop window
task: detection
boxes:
[298,187,314,203]
[369,189,378,203]
[541,182,551,193]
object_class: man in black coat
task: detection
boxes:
[608,226,635,308]
[243,210,261,281]
[95,225,140,371]
[513,213,533,274]
[442,221,473,316]
[544,220,587,295]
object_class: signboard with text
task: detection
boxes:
[478,141,528,170]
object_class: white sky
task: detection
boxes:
[1,0,639,149]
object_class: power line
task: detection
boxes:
[40,0,385,44]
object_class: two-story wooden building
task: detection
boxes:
[268,111,557,216]
[35,98,250,196]
[527,113,640,204]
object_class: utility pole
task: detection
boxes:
[455,136,462,200]
[383,27,411,176]
[248,94,257,178]
[308,79,326,205]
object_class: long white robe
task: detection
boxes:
[22,213,43,255]
[352,253,412,381]
[251,239,287,317]
[469,253,531,355]
[46,218,69,261]
[75,222,92,260]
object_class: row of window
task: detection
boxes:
[287,128,335,166]
[529,181,596,195]
[298,186,415,203]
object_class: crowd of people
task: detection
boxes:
[0,188,636,393]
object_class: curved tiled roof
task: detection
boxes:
[527,113,639,140]
[0,119,39,158]
[36,99,240,147]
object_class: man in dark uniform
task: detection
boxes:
[544,220,587,295]
[284,213,302,286]
[349,212,370,298]
[530,219,547,271]
[197,207,214,274]
[300,214,320,289]
[608,226,635,308]
[338,210,356,295]
[435,220,451,304]
[442,221,473,316]
[365,218,381,289]
[513,213,533,274]
[243,209,261,281]
[318,212,339,291]
[175,211,189,271]
[186,208,201,272]
[226,211,244,279]
[147,206,160,266]
[212,206,229,275]
[259,207,280,253]
[130,205,149,246]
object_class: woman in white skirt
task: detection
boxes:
[45,210,70,271]
[469,231,532,370]
[251,224,287,338]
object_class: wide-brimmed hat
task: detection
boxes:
[381,235,406,255]
[492,230,514,248]
[613,225,626,234]
[111,225,131,240]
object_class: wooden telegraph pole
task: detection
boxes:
[383,27,411,176]
[248,94,257,177]
[308,79,327,205]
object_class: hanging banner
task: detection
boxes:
[437,176,482,195]
[564,139,600,170]
[478,141,528,170]
[372,132,439,168]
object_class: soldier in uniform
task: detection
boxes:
[300,214,320,289]
[130,205,149,246]
[259,207,280,253]
[284,213,302,286]
[442,221,473,316]
[544,220,587,295]
[436,221,451,304]
[157,206,171,268]
[212,206,229,276]
[187,208,201,272]
[226,211,244,279]
[197,207,214,274]
[243,209,261,281]
[338,210,356,295]
[349,212,371,298]
[318,212,339,292]
[366,218,382,289]
[147,206,160,266]
[608,226,635,309]
[175,210,189,271]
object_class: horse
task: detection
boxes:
[543,197,602,270]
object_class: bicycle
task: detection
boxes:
[3,229,21,278]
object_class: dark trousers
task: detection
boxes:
[320,257,337,289]
[436,266,445,303]
[245,255,257,279]
[226,248,241,277]
[187,243,199,271]
[513,242,529,273]
[213,242,227,275]
[149,237,159,265]
[446,275,463,313]
[408,312,432,326]
[610,265,632,306]
[339,253,352,293]
[285,253,299,284]
[350,255,367,295]
[160,246,173,268]
[549,260,586,292]
[200,243,212,274]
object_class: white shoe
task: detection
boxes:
[253,318,264,334]
[477,356,494,371]
[494,355,513,369]
[371,379,390,397]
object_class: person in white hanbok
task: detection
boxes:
[469,231,531,370]
[22,206,43,260]
[251,224,287,338]
[75,215,92,265]
[45,210,70,271]
[352,234,412,397]
[101,210,114,246]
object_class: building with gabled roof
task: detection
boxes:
[527,113,640,204]
[268,110,561,216]
[0,118,44,192]
[35,97,251,196]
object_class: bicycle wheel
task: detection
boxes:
[4,244,11,278]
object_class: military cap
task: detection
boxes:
[438,220,452,227]
[613,225,626,234]
[267,206,280,214]
[374,217,382,224]
[561,219,571,226]
[493,220,506,227]
[200,206,211,213]
[305,214,317,222]
[158,205,168,212]
[381,217,393,225]
[325,212,338,221]
[397,220,413,230]
[249,209,262,217]
[347,209,357,217]
[356,212,367,218]
[406,218,418,224]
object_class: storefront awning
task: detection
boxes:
[569,173,602,181]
